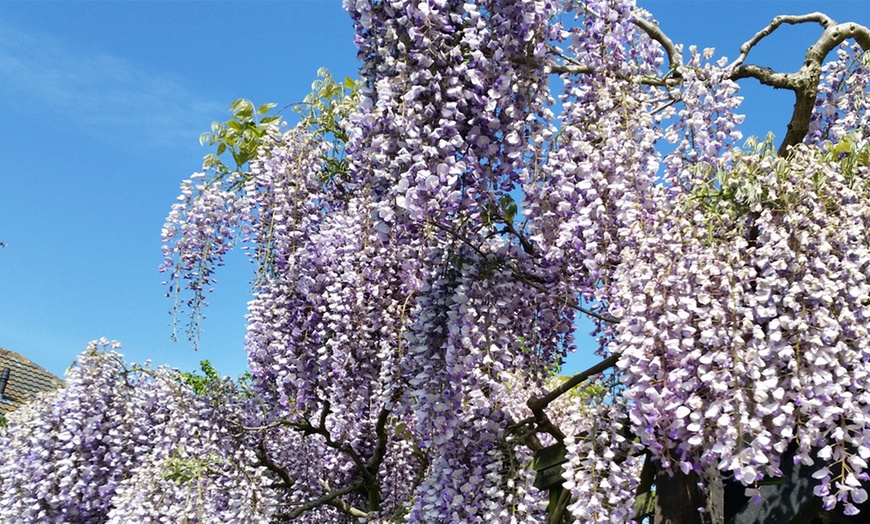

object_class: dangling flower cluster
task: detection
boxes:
[806,42,870,147]
[562,401,644,523]
[344,0,557,229]
[523,1,666,355]
[243,121,430,520]
[0,340,276,523]
[501,372,645,524]
[160,171,252,343]
[615,138,870,513]
[407,404,547,523]
[339,2,586,520]
[147,0,870,520]
[0,340,140,522]
[659,45,745,190]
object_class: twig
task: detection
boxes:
[231,418,289,437]
[500,220,538,257]
[427,219,488,259]
[547,63,594,75]
[511,270,620,324]
[548,63,681,88]
[408,444,430,500]
[547,12,682,86]
[326,496,369,519]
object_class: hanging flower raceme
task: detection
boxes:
[344,0,557,235]
[615,137,870,512]
[242,121,432,521]
[806,43,870,147]
[0,341,275,523]
[161,171,253,344]
[143,0,870,520]
[523,2,666,354]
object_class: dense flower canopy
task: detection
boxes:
[3,1,870,523]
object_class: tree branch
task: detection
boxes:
[510,269,620,324]
[634,16,680,71]
[548,9,870,156]
[500,220,538,257]
[254,440,294,490]
[730,65,794,89]
[729,13,836,69]
[277,480,368,520]
[325,496,370,519]
[290,401,378,490]
[547,63,594,75]
[360,389,403,511]
[546,11,683,86]
[727,14,870,155]
[270,398,402,518]
[408,444,430,500]
[513,353,620,443]
[547,63,681,87]
[527,353,620,413]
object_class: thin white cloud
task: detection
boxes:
[0,17,222,150]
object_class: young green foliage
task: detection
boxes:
[200,99,280,175]
[178,360,221,396]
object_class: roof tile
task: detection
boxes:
[0,348,65,414]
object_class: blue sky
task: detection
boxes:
[0,1,866,380]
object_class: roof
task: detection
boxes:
[0,348,65,415]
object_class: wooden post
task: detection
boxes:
[654,469,706,524]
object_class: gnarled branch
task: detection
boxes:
[548,9,870,156]
[516,353,620,443]
[729,12,836,69]
[254,440,294,490]
[729,14,870,155]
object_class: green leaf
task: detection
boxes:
[504,202,517,224]
[216,142,226,156]
[257,102,277,115]
[499,194,517,223]
[344,76,355,89]
[260,115,281,126]
[231,99,254,120]
[199,132,211,146]
[227,120,243,132]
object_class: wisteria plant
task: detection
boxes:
[3,1,870,523]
